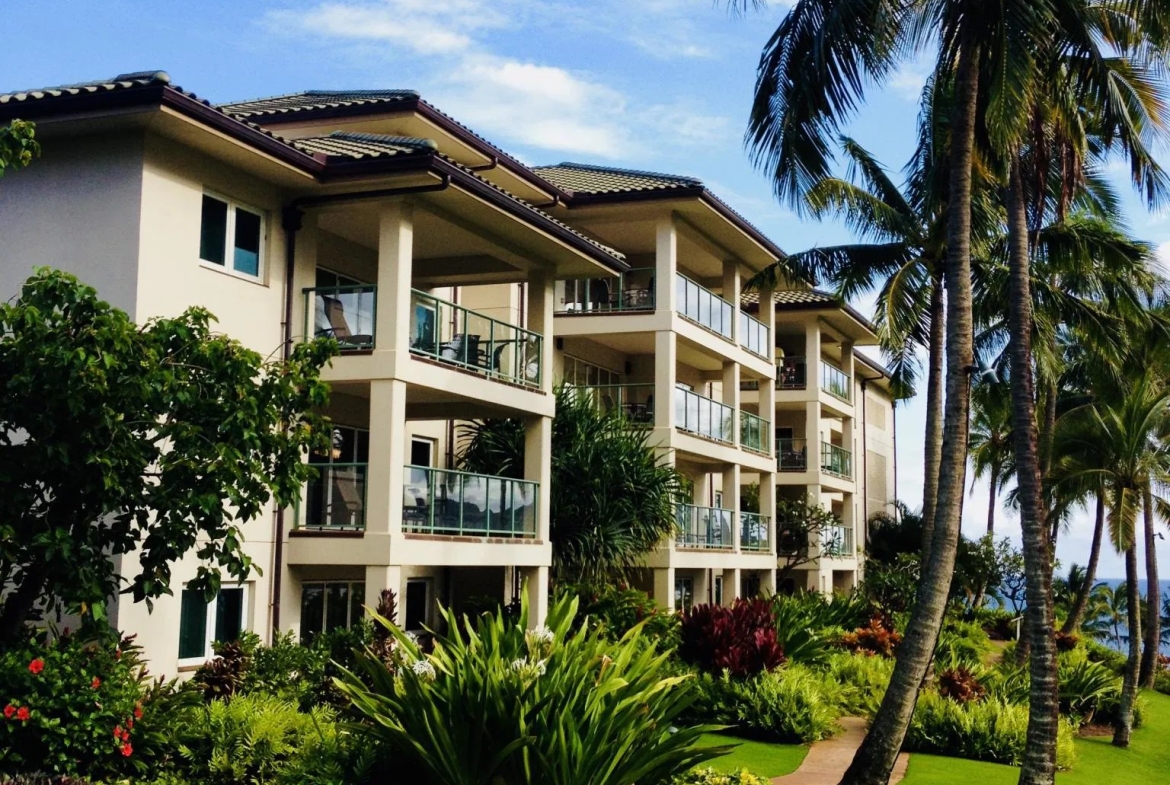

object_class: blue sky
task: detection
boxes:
[5,0,1168,578]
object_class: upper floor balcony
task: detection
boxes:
[677,273,770,359]
[820,361,851,403]
[822,524,855,559]
[676,503,733,550]
[740,511,772,553]
[555,267,655,313]
[305,285,543,389]
[776,438,853,481]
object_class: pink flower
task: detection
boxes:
[27,659,44,675]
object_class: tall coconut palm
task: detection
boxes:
[1061,373,1170,746]
[970,378,1014,535]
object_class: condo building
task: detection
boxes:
[0,71,896,675]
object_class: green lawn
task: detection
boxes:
[697,733,809,777]
[901,690,1170,784]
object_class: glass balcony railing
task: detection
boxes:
[740,410,771,454]
[674,386,734,444]
[566,383,655,424]
[305,285,376,351]
[821,442,853,479]
[823,525,855,558]
[555,267,656,313]
[821,361,851,402]
[403,466,537,538]
[777,357,808,389]
[739,311,770,358]
[676,504,734,550]
[301,462,368,531]
[777,438,809,471]
[409,290,542,388]
[677,273,734,340]
[740,512,772,552]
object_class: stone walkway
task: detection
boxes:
[771,717,909,785]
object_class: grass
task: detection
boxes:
[900,690,1170,784]
[697,732,808,777]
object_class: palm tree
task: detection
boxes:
[1080,581,1129,646]
[1060,490,1107,635]
[969,378,1014,535]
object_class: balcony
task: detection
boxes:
[403,466,537,538]
[823,525,855,558]
[777,438,809,471]
[675,386,734,444]
[740,512,772,552]
[820,361,851,402]
[821,442,853,479]
[740,356,806,392]
[555,267,656,313]
[740,410,772,455]
[301,462,368,531]
[739,311,771,359]
[676,273,734,340]
[409,290,542,388]
[676,504,733,550]
[566,383,655,424]
[305,285,376,351]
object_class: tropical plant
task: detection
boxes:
[561,583,680,646]
[673,769,769,785]
[937,667,987,704]
[335,595,725,785]
[678,600,785,677]
[774,498,844,583]
[458,387,684,583]
[688,667,844,743]
[969,378,1014,536]
[0,269,335,642]
[769,592,869,664]
[0,120,38,178]
[839,614,902,658]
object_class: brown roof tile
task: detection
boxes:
[219,89,418,119]
[291,131,437,160]
[533,162,701,195]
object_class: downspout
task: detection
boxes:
[892,400,899,522]
[271,175,452,641]
[861,378,868,549]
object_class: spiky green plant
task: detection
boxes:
[334,595,727,785]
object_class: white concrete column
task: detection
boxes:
[723,463,741,551]
[758,568,776,597]
[376,201,414,354]
[805,402,822,473]
[524,415,553,543]
[654,331,677,430]
[520,565,549,627]
[804,321,821,399]
[726,567,743,603]
[723,360,740,447]
[367,379,408,537]
[291,212,319,343]
[694,569,710,606]
[654,567,677,611]
[656,216,678,313]
[528,272,555,393]
[723,259,741,343]
[364,565,403,616]
[841,492,857,557]
[841,341,856,481]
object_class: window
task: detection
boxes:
[178,585,247,661]
[674,577,694,611]
[405,578,432,632]
[562,355,620,387]
[713,576,724,606]
[200,193,265,278]
[300,581,366,642]
[411,437,436,468]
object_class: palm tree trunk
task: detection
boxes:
[922,267,946,561]
[1114,546,1143,747]
[1006,161,1060,785]
[1140,482,1161,688]
[839,37,979,785]
[1062,490,1104,635]
[987,468,998,536]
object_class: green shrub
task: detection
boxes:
[824,652,893,717]
[0,777,93,785]
[1082,639,1127,674]
[1058,659,1122,722]
[0,630,167,778]
[906,692,1076,767]
[688,666,843,743]
[673,768,770,785]
[335,595,725,785]
[971,607,1016,641]
[935,620,993,669]
[170,693,369,785]
[562,583,680,646]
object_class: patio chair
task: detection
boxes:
[321,296,373,349]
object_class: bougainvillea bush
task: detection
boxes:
[678,600,785,677]
[0,629,167,778]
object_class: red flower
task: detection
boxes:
[3,705,14,719]
[120,743,132,757]
[133,705,143,720]
[27,659,44,675]
[127,718,134,730]
[113,725,123,739]
[114,650,122,660]
[15,707,30,721]
[91,676,102,689]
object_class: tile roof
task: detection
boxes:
[291,131,437,160]
[0,70,172,105]
[740,289,840,307]
[219,89,419,119]
[533,162,702,195]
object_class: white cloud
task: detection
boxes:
[263,0,736,159]
[887,64,930,102]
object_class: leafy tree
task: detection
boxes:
[458,387,684,584]
[0,269,335,643]
[0,120,38,177]
[775,497,843,585]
